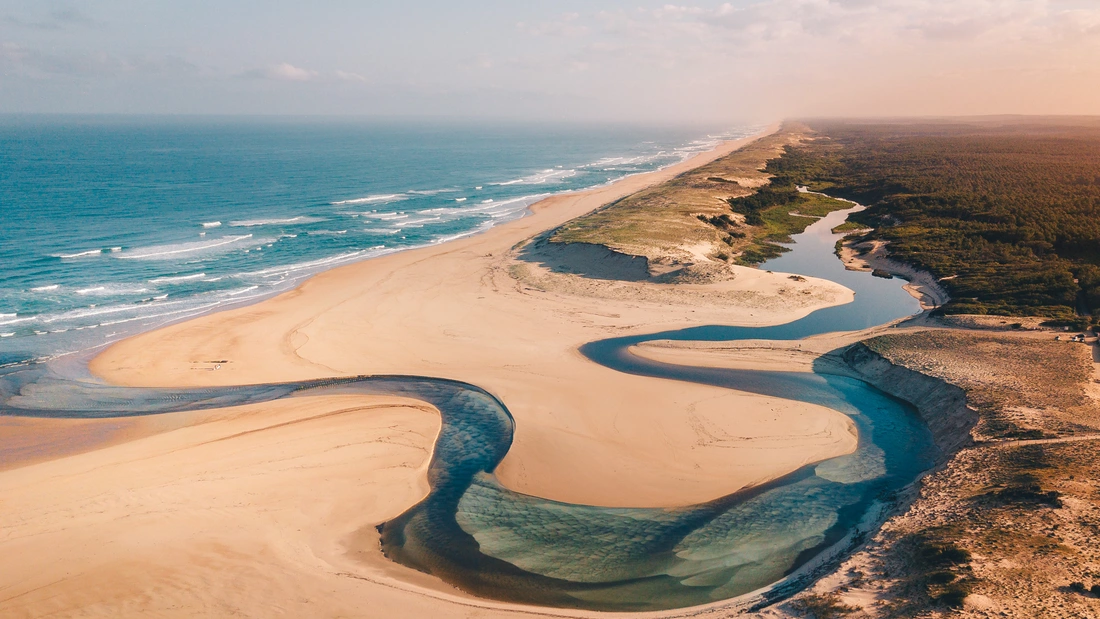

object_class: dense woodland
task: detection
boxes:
[766,120,1100,320]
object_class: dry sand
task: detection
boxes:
[0,129,866,617]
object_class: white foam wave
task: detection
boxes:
[98,301,225,328]
[0,333,13,338]
[399,217,442,226]
[40,300,180,324]
[0,316,34,326]
[229,216,325,227]
[455,197,467,202]
[363,228,401,234]
[76,285,150,296]
[492,168,577,186]
[430,220,496,245]
[362,213,408,220]
[148,273,207,284]
[117,235,254,260]
[202,221,222,228]
[55,249,103,259]
[30,285,59,292]
[224,286,260,297]
[331,194,405,206]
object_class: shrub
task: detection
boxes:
[934,582,972,607]
[791,593,857,618]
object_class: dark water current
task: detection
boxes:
[0,203,937,612]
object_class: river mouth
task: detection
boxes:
[0,204,939,612]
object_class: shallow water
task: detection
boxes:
[0,198,936,611]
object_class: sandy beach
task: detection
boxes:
[1,128,863,617]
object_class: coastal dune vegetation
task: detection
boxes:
[548,124,853,280]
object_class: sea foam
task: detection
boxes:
[117,235,254,260]
[229,216,325,227]
[149,273,207,284]
[55,249,103,259]
[331,194,405,206]
[492,168,577,186]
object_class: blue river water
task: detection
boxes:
[0,122,936,612]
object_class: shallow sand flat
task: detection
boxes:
[0,394,447,618]
[0,416,149,471]
[87,128,860,511]
[629,320,927,377]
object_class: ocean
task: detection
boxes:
[0,117,757,368]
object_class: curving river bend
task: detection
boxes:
[0,204,938,612]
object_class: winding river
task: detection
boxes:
[0,204,939,612]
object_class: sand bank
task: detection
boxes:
[2,128,863,616]
[0,394,446,618]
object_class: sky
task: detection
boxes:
[1,1,1099,122]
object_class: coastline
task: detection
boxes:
[837,238,950,310]
[2,125,869,617]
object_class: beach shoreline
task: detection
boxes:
[1,124,875,617]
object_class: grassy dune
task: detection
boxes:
[549,123,851,274]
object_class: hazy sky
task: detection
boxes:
[2,1,1099,122]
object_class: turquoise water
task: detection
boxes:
[0,122,937,611]
[0,117,752,366]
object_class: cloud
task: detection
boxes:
[266,62,316,81]
[239,62,318,81]
[470,1,1100,120]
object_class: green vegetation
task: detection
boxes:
[772,118,1100,318]
[550,127,812,263]
[830,221,868,234]
[717,183,851,265]
[548,124,849,274]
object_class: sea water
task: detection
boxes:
[0,116,756,366]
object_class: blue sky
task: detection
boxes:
[2,1,1099,120]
